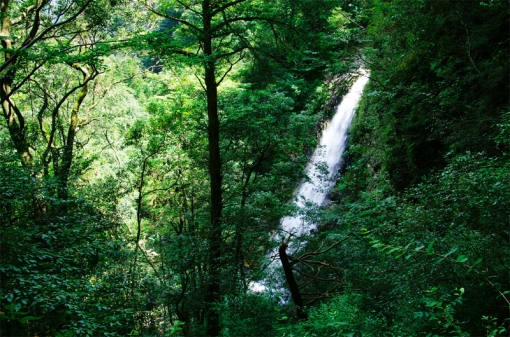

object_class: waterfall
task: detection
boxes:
[250,71,369,292]
[280,71,369,237]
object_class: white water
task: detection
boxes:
[250,71,369,292]
[280,71,369,238]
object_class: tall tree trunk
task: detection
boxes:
[203,1,222,335]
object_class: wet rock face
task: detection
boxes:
[322,68,364,121]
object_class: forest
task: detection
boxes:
[0,0,508,336]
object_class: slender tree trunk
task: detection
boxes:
[203,1,222,335]
[279,242,307,320]
[57,64,90,200]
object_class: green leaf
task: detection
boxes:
[434,257,445,265]
[386,247,400,254]
[456,255,468,263]
[427,240,435,254]
[444,247,458,257]
[404,240,415,249]
[471,258,482,267]
[19,316,42,324]
[327,321,348,326]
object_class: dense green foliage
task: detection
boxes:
[290,1,509,336]
[0,0,508,336]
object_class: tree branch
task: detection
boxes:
[175,0,202,16]
[211,0,247,17]
[0,0,94,74]
[215,52,244,86]
[145,0,203,35]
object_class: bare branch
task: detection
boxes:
[457,10,480,74]
[296,234,351,262]
[142,183,179,199]
[215,52,244,86]
[194,73,206,91]
[8,61,46,99]
[104,130,121,170]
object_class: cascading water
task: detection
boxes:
[250,71,369,292]
[280,71,369,238]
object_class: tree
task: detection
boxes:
[0,0,124,200]
[143,0,367,332]
[0,2,161,335]
[144,1,297,334]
